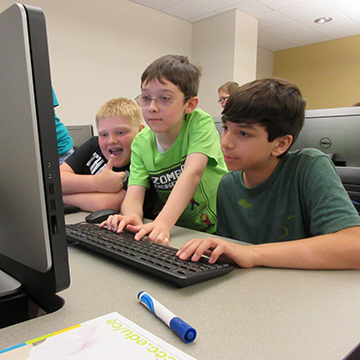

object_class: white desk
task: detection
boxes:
[1,212,360,359]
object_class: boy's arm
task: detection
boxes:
[63,190,126,213]
[60,156,125,194]
[130,152,208,243]
[249,226,360,269]
[101,185,146,232]
[177,226,360,270]
[120,184,146,217]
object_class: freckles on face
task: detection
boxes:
[97,117,139,167]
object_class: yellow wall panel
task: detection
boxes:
[273,35,360,109]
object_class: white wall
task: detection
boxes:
[256,47,274,79]
[192,10,258,117]
[233,10,258,85]
[0,0,191,130]
[192,11,237,117]
[0,1,273,128]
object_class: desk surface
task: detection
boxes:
[1,212,360,359]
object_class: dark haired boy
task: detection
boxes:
[177,78,360,269]
[103,55,228,244]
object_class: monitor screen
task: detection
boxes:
[0,4,70,316]
[291,107,360,167]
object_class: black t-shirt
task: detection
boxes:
[65,136,161,219]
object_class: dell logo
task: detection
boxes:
[319,137,332,149]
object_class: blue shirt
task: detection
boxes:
[52,88,73,155]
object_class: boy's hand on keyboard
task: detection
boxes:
[100,216,170,245]
[176,237,249,267]
[100,213,143,234]
[127,219,170,246]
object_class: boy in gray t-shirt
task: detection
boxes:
[177,78,360,270]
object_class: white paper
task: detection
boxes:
[0,312,197,360]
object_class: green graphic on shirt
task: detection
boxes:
[238,199,253,208]
[278,215,295,240]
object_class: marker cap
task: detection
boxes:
[170,317,197,343]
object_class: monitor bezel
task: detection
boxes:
[0,3,70,313]
[292,107,360,167]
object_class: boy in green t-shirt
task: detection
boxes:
[102,55,228,244]
[176,78,360,270]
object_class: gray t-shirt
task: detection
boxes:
[217,148,360,244]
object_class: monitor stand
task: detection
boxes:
[0,268,65,314]
[0,269,29,328]
[0,269,21,297]
[33,292,65,314]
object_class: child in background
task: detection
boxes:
[53,88,74,164]
[177,78,360,270]
[103,55,228,245]
[217,81,239,109]
[60,97,158,215]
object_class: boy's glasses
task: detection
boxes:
[218,96,229,103]
[135,94,188,110]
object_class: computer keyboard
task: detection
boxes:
[66,222,234,287]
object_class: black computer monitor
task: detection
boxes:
[0,4,70,316]
[292,107,360,167]
[292,106,360,214]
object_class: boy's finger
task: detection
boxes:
[177,239,202,260]
[106,155,115,169]
[132,226,150,241]
[126,224,142,232]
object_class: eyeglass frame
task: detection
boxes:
[218,96,230,103]
[135,94,189,110]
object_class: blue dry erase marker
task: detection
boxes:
[137,291,197,343]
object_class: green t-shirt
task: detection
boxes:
[129,108,228,233]
[217,148,360,244]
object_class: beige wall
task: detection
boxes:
[5,1,359,124]
[192,11,237,117]
[256,47,273,80]
[192,10,258,117]
[0,1,265,127]
[273,35,360,110]
[0,0,192,130]
[233,10,258,85]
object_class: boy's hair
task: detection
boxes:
[96,97,144,127]
[141,54,202,99]
[223,78,306,147]
[218,81,239,95]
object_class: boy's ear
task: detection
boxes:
[272,135,293,157]
[184,96,199,114]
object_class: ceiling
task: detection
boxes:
[128,0,360,51]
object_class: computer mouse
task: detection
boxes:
[85,209,119,223]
